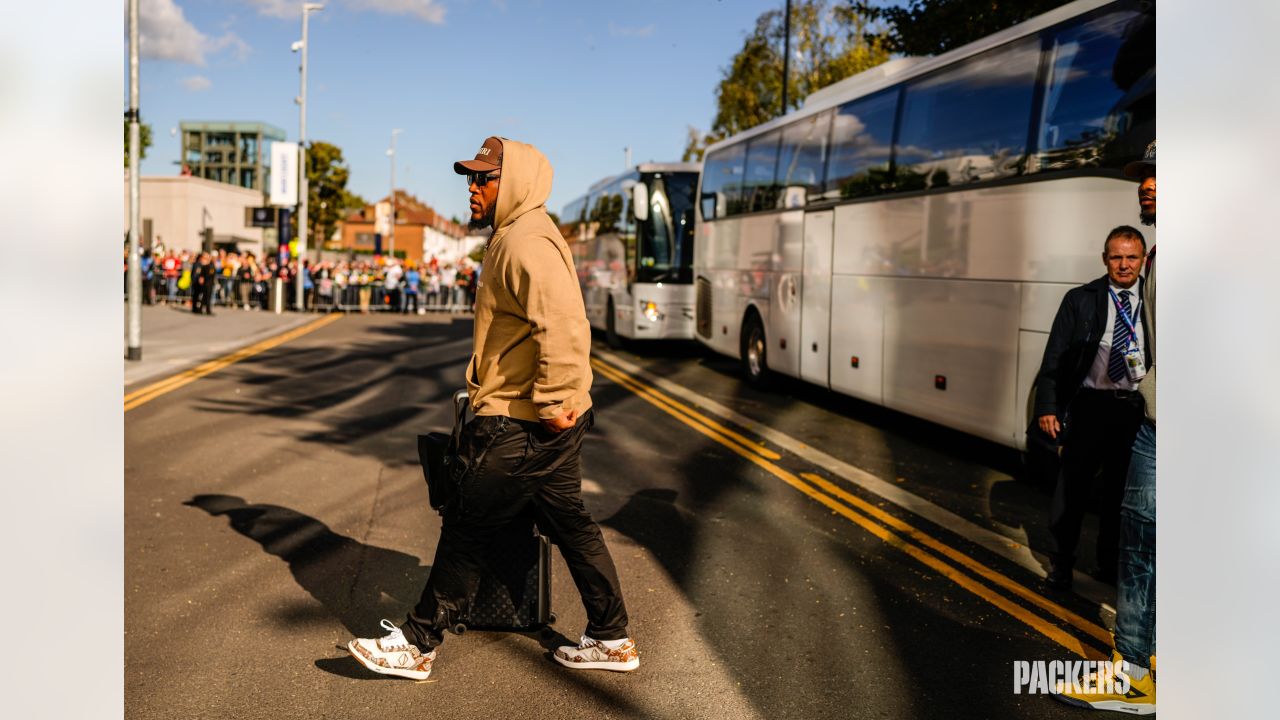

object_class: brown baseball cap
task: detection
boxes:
[453,136,503,175]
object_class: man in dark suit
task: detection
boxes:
[1034,225,1150,590]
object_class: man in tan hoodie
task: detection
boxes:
[348,136,638,681]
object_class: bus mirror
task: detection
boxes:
[632,182,649,222]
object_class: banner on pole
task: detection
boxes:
[270,141,299,207]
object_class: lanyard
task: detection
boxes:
[1108,288,1141,347]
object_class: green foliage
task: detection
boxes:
[546,210,560,227]
[685,0,890,160]
[468,243,486,264]
[303,141,363,244]
[850,0,1072,56]
[124,118,152,168]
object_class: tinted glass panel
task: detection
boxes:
[700,143,746,220]
[896,38,1040,190]
[637,171,697,283]
[590,181,625,235]
[824,90,898,200]
[1035,4,1154,172]
[742,130,782,213]
[777,109,833,206]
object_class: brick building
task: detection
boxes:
[336,190,472,266]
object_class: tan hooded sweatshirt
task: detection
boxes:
[465,138,593,421]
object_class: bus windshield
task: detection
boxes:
[636,171,697,283]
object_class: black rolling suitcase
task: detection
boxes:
[417,390,555,633]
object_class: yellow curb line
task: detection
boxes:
[592,353,1108,660]
[124,313,343,412]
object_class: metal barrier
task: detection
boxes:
[130,277,475,314]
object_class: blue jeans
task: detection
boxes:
[1115,419,1156,667]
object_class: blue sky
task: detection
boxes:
[130,0,789,221]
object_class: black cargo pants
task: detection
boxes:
[402,409,629,651]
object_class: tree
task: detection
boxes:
[684,0,890,160]
[303,141,364,246]
[124,117,152,168]
[850,0,1072,56]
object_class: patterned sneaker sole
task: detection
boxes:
[552,653,639,672]
[347,641,432,681]
[1053,694,1154,715]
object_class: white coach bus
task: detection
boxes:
[693,0,1153,449]
[561,163,701,345]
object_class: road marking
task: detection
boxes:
[799,472,1111,647]
[591,347,1117,614]
[591,353,1108,660]
[124,314,343,412]
[591,359,781,461]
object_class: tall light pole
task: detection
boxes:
[295,2,324,310]
[388,128,402,260]
[781,0,791,116]
[126,0,142,361]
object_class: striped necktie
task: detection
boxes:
[1107,290,1133,383]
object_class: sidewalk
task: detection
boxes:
[123,304,318,390]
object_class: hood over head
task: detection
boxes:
[491,138,554,233]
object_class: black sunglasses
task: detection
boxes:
[467,172,500,187]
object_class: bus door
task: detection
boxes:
[768,206,805,379]
[800,208,834,386]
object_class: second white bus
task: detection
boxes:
[561,163,701,345]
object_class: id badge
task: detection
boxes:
[1124,343,1146,382]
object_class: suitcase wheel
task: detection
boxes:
[450,623,467,636]
[547,612,557,625]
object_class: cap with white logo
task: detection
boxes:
[453,136,503,175]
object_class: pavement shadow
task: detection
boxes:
[184,494,427,637]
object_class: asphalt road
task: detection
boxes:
[125,313,1124,719]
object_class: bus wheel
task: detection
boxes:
[606,298,622,349]
[740,313,770,387]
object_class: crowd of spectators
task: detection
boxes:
[125,247,479,314]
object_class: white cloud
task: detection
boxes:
[135,0,251,65]
[242,0,296,19]
[345,0,446,24]
[181,75,212,91]
[608,21,655,38]
[248,0,446,23]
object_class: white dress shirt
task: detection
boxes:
[1083,280,1146,391]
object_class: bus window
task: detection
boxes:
[895,37,1040,191]
[824,89,897,200]
[742,130,782,213]
[776,109,833,207]
[700,143,746,220]
[1034,3,1154,172]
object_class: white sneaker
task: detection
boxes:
[553,635,639,672]
[348,619,437,680]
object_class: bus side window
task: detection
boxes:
[824,89,897,200]
[777,109,833,207]
[895,37,1040,190]
[1033,4,1154,172]
[742,130,782,213]
[701,143,746,220]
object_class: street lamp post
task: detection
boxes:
[388,128,402,260]
[295,2,324,311]
[126,0,142,360]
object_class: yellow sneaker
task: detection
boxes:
[1053,651,1155,715]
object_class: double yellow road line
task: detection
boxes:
[590,355,1111,660]
[124,314,343,412]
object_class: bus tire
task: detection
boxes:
[606,297,622,349]
[740,312,770,387]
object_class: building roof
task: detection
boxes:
[343,190,467,238]
[179,121,288,140]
